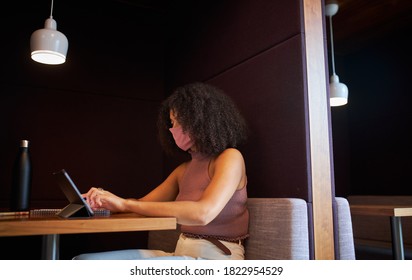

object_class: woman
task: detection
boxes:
[74,82,249,260]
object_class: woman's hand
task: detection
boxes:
[83,187,127,212]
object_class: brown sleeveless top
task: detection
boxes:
[175,151,249,241]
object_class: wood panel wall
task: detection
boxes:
[166,0,335,259]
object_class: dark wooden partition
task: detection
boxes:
[166,0,310,199]
[165,0,335,259]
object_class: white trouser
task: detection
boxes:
[73,233,245,260]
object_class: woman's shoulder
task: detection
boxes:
[220,148,244,157]
[212,148,247,190]
[214,148,245,164]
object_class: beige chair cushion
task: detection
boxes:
[335,197,356,259]
[245,198,309,259]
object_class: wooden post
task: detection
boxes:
[303,0,335,259]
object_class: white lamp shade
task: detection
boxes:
[30,18,68,65]
[329,74,348,106]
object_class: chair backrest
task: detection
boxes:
[245,198,309,259]
[334,197,356,260]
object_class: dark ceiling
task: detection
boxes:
[327,0,412,55]
[116,0,412,56]
[13,0,412,61]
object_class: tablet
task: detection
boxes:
[53,169,94,218]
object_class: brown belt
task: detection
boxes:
[183,233,244,256]
[203,236,232,255]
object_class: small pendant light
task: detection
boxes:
[30,0,68,65]
[325,3,348,107]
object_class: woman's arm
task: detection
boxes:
[84,162,186,210]
[86,148,246,226]
[122,148,246,225]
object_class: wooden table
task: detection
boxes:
[350,204,412,260]
[0,213,177,260]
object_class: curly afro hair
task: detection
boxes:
[158,82,248,156]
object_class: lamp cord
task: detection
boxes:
[328,15,336,75]
[50,0,54,18]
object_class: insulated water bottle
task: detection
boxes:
[10,140,32,211]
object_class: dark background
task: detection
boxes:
[1,0,411,259]
[330,5,412,197]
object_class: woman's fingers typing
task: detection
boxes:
[83,187,106,210]
[83,187,127,212]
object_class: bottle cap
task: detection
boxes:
[20,140,29,148]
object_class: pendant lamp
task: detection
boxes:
[30,0,68,65]
[325,3,348,107]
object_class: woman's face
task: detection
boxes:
[169,109,195,152]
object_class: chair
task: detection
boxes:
[245,198,309,259]
[334,197,356,260]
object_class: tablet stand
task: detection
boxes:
[53,169,94,218]
[57,203,92,218]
